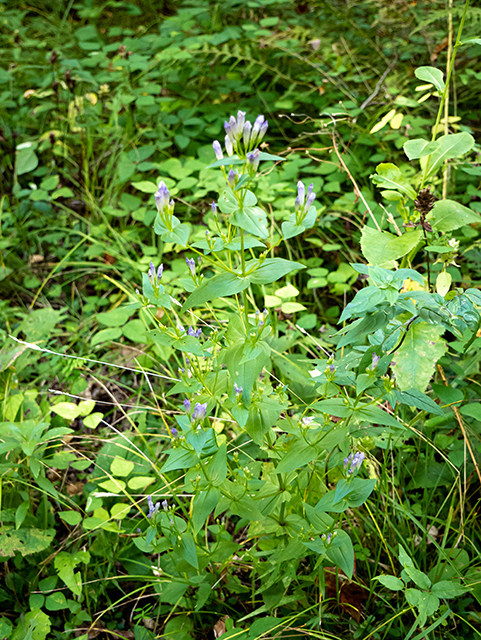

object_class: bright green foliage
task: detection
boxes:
[1,0,481,639]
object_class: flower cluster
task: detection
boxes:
[212,111,268,160]
[295,181,316,217]
[147,262,163,290]
[343,451,365,476]
[147,495,160,519]
[184,399,208,423]
[155,180,175,219]
[187,326,202,338]
[321,531,336,545]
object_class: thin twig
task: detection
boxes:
[331,135,382,232]
[359,56,398,111]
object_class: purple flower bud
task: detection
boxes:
[171,427,178,437]
[251,115,265,142]
[329,363,336,374]
[186,257,196,276]
[243,121,252,147]
[343,456,349,471]
[162,499,168,511]
[305,191,316,210]
[192,402,207,422]
[184,398,191,412]
[155,181,170,212]
[213,140,223,160]
[297,181,305,206]
[137,528,141,534]
[247,148,260,172]
[211,201,217,215]
[147,495,160,518]
[307,183,314,197]
[259,120,268,139]
[157,264,164,282]
[227,168,236,187]
[237,110,246,135]
[225,134,233,156]
[148,261,155,280]
[195,328,202,338]
[295,195,301,212]
[234,383,243,395]
[372,353,380,369]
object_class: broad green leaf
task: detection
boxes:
[429,199,481,232]
[422,132,475,178]
[45,592,68,611]
[97,307,132,327]
[83,412,103,429]
[192,488,220,535]
[54,550,90,596]
[435,271,452,297]
[0,526,55,557]
[16,147,39,175]
[404,566,432,590]
[371,163,417,199]
[394,388,444,416]
[182,272,251,311]
[110,503,130,519]
[128,475,155,490]
[281,302,306,313]
[98,478,126,493]
[406,589,439,626]
[415,66,445,93]
[275,440,320,473]
[231,205,268,238]
[58,511,82,526]
[162,447,199,473]
[431,580,468,599]
[91,327,122,346]
[111,457,135,476]
[339,286,387,322]
[392,322,447,391]
[375,575,405,591]
[11,610,51,640]
[131,180,158,193]
[403,138,440,160]
[179,532,199,569]
[361,226,422,266]
[325,530,354,579]
[248,258,306,284]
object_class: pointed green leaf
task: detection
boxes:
[182,272,251,311]
[361,226,422,266]
[429,199,481,232]
[415,66,445,93]
[423,132,475,178]
[404,138,440,160]
[392,322,447,391]
[248,258,306,284]
[371,163,417,199]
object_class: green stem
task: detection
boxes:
[420,0,470,189]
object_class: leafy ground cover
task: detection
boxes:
[1,0,481,638]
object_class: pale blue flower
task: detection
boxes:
[192,402,207,422]
[213,140,223,160]
[186,257,196,276]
